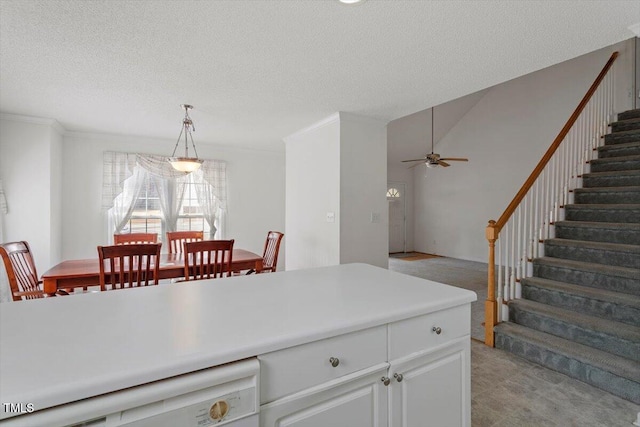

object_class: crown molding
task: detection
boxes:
[0,113,66,134]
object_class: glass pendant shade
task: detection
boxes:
[169,104,203,173]
[168,157,203,172]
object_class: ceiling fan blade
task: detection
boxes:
[440,158,468,162]
[438,160,451,167]
[401,158,427,163]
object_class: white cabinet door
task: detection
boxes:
[260,364,389,427]
[388,337,470,427]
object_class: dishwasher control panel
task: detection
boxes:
[113,387,256,427]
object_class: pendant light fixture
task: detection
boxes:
[168,104,204,173]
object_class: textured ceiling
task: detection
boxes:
[0,0,638,151]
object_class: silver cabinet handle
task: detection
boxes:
[432,326,442,335]
[381,376,391,386]
[394,373,403,382]
[329,357,340,367]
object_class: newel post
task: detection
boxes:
[484,220,498,347]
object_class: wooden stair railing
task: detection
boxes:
[484,51,619,346]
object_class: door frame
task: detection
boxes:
[387,181,407,254]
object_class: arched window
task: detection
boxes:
[386,187,400,200]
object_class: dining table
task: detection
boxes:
[41,249,263,296]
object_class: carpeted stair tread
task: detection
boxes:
[574,186,640,203]
[574,185,640,193]
[533,256,640,295]
[494,322,640,390]
[618,109,640,121]
[554,220,639,230]
[597,141,640,157]
[521,276,640,326]
[599,141,640,150]
[604,129,640,145]
[589,155,640,173]
[582,169,640,187]
[564,204,640,223]
[555,220,640,245]
[611,117,640,132]
[544,238,640,268]
[534,256,639,280]
[582,169,640,179]
[508,299,640,359]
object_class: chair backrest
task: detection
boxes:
[167,231,204,254]
[183,240,234,281]
[262,231,284,272]
[0,241,43,301]
[114,233,158,245]
[97,243,162,291]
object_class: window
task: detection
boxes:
[103,152,227,243]
[176,174,211,235]
[121,174,212,239]
[386,187,400,200]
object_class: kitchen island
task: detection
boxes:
[0,263,476,426]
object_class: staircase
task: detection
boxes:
[494,108,640,404]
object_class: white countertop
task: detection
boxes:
[0,263,476,419]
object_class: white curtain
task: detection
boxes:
[152,175,187,234]
[102,152,137,210]
[103,151,227,240]
[196,160,227,238]
[109,166,148,235]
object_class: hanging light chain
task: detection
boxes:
[171,104,199,159]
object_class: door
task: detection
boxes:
[387,182,406,254]
[388,339,470,427]
[260,364,389,427]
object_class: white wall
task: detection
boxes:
[49,126,63,267]
[387,90,487,254]
[411,39,635,262]
[285,115,341,270]
[339,113,388,268]
[61,132,286,269]
[285,113,388,270]
[0,117,59,274]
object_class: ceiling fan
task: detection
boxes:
[401,108,468,168]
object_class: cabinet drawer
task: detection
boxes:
[388,304,469,360]
[258,325,387,404]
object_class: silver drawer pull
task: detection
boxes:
[394,373,403,382]
[432,326,442,335]
[381,376,391,386]
[329,357,340,367]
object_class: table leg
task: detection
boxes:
[43,278,58,297]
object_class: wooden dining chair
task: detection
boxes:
[183,240,234,281]
[97,243,162,291]
[245,231,284,275]
[114,233,158,245]
[0,241,68,301]
[167,231,204,254]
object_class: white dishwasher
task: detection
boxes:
[1,358,259,427]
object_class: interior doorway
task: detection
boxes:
[387,182,406,253]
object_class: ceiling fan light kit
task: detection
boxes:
[401,107,468,169]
